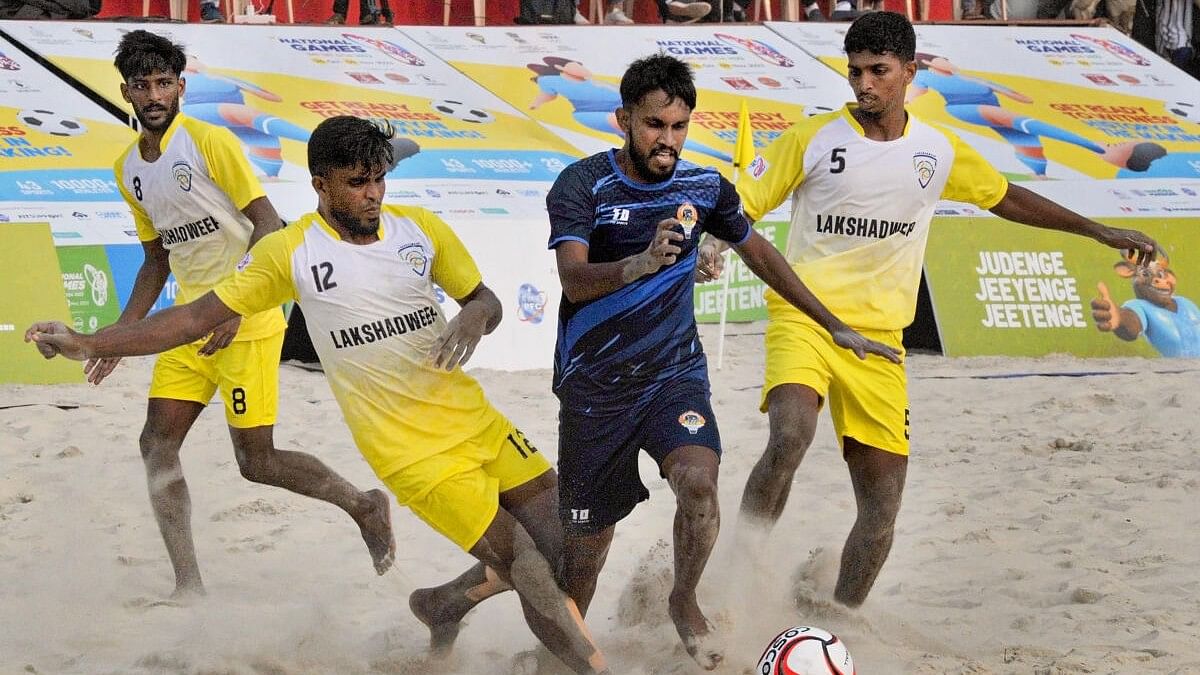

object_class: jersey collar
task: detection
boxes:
[139,112,186,160]
[606,148,677,191]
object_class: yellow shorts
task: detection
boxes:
[148,331,283,429]
[381,415,552,551]
[762,316,909,456]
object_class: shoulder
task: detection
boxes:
[179,115,237,147]
[553,152,612,193]
[113,141,138,173]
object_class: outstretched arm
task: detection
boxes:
[27,292,238,362]
[990,184,1157,262]
[733,231,901,362]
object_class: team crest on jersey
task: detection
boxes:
[749,155,768,180]
[172,161,193,192]
[676,201,698,239]
[912,152,937,189]
[398,243,428,276]
[679,410,706,435]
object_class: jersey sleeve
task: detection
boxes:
[418,210,484,301]
[736,122,811,222]
[940,132,1009,209]
[546,165,595,249]
[705,175,752,245]
[212,228,296,316]
[198,125,268,211]
[113,152,156,242]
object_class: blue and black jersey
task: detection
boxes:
[547,150,751,415]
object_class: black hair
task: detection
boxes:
[114,29,187,81]
[843,11,916,62]
[307,115,394,178]
[619,53,696,110]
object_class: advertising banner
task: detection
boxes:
[0,31,134,204]
[768,23,1200,182]
[0,22,584,219]
[410,25,851,178]
[926,179,1199,357]
[0,222,83,384]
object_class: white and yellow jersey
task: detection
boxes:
[114,114,284,341]
[738,104,1008,331]
[213,205,500,479]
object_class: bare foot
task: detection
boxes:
[408,588,463,658]
[168,583,206,604]
[359,489,395,575]
[668,591,723,670]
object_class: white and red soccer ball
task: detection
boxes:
[756,625,855,675]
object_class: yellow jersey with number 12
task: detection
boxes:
[213,205,503,479]
[737,105,1009,331]
[113,113,284,341]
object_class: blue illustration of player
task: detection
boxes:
[1092,251,1200,357]
[908,53,1167,178]
[182,56,312,179]
[527,56,733,164]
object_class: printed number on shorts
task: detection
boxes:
[231,387,247,415]
[506,429,539,459]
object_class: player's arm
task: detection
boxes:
[556,219,684,303]
[431,282,502,371]
[989,184,1157,263]
[27,292,238,362]
[243,196,284,247]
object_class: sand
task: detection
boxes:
[2,326,1198,674]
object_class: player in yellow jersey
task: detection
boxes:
[699,12,1159,608]
[95,31,393,598]
[27,115,610,675]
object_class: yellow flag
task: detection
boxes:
[733,100,754,169]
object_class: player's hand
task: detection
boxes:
[642,218,685,273]
[695,239,725,283]
[198,316,240,356]
[1091,282,1121,332]
[1099,227,1157,266]
[25,321,91,361]
[84,357,122,385]
[430,305,488,371]
[830,326,903,363]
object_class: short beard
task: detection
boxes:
[134,97,180,132]
[329,205,379,237]
[627,141,675,182]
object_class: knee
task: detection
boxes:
[234,446,276,483]
[764,426,813,473]
[858,497,902,536]
[670,467,718,513]
[139,428,181,464]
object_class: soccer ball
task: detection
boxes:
[431,99,494,124]
[18,108,87,136]
[804,105,836,118]
[756,626,855,675]
[1167,100,1200,124]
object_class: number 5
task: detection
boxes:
[830,147,846,174]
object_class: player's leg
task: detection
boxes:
[220,334,395,575]
[645,385,723,670]
[834,439,907,607]
[141,344,216,597]
[738,318,831,531]
[822,327,909,608]
[141,397,207,597]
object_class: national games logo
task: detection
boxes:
[749,155,768,179]
[1070,33,1151,66]
[713,33,794,67]
[517,283,547,324]
[342,34,425,66]
[172,161,193,192]
[398,243,429,276]
[679,410,706,435]
[913,152,937,189]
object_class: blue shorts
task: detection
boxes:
[557,379,721,534]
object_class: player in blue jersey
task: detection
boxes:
[546,53,901,670]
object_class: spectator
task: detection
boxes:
[326,0,392,24]
[655,0,712,22]
[200,0,223,22]
[802,0,864,21]
[1156,0,1197,71]
[606,0,634,22]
